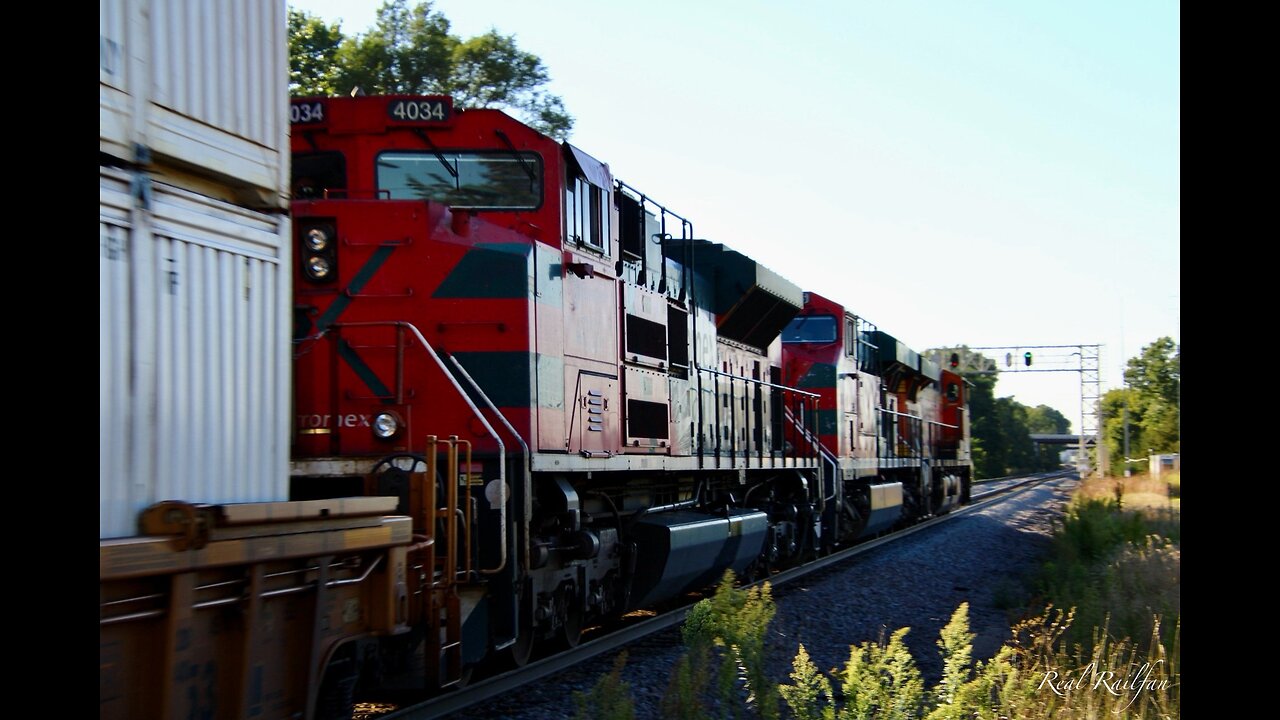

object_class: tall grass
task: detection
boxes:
[1039,491,1179,651]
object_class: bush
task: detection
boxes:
[665,570,778,719]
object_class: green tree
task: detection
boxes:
[1124,337,1179,453]
[288,1,574,140]
[953,351,998,477]
[288,8,344,96]
[1024,404,1070,435]
[1100,387,1141,475]
[1025,404,1070,470]
[995,397,1038,473]
[331,0,456,96]
[1099,337,1179,474]
[449,31,574,139]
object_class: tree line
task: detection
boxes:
[289,1,573,139]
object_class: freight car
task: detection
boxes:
[101,84,970,719]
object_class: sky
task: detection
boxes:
[290,0,1180,429]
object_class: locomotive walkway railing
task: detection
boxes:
[875,408,960,461]
[695,365,822,471]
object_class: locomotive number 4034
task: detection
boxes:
[388,98,450,123]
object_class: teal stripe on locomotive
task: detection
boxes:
[316,243,398,332]
[337,339,393,398]
[451,351,533,408]
[432,243,531,299]
[815,408,837,436]
[796,362,837,388]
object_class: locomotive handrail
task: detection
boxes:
[873,406,958,431]
[880,408,923,458]
[817,445,839,503]
[873,409,962,460]
[875,406,929,421]
[780,404,830,511]
[696,366,821,397]
[323,321,512,578]
[614,179,695,300]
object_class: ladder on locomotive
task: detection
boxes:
[419,435,471,689]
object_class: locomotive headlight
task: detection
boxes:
[373,412,401,440]
[305,255,332,280]
[304,227,330,252]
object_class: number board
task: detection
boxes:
[290,100,327,125]
[387,97,453,124]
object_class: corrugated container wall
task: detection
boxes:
[100,169,291,538]
[100,0,289,207]
[100,0,291,538]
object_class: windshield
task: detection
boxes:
[781,315,837,343]
[376,150,542,209]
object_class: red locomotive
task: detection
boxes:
[286,94,972,700]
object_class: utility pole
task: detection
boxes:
[1122,398,1131,477]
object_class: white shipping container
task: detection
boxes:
[100,168,291,538]
[100,0,289,208]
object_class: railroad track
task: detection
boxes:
[381,469,1075,719]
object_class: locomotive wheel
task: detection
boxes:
[370,453,432,480]
[556,602,584,650]
[544,583,583,650]
[315,647,358,720]
[507,584,536,668]
[508,622,535,668]
[370,453,449,538]
[454,662,476,689]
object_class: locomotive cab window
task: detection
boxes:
[564,144,611,254]
[946,383,959,401]
[565,176,609,253]
[782,315,837,343]
[375,150,542,209]
[292,151,347,199]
